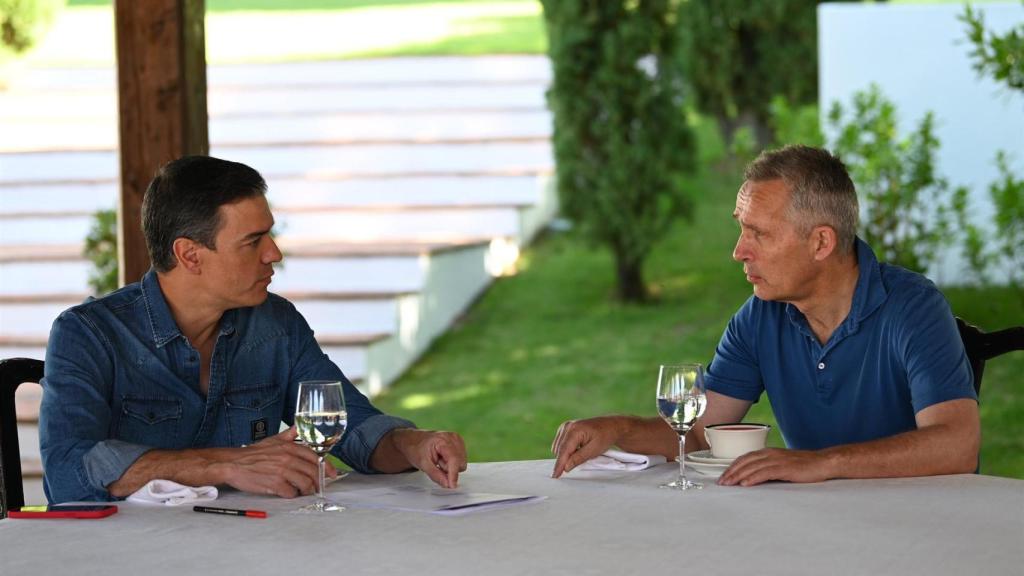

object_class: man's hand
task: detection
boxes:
[108,427,329,499]
[550,417,622,478]
[218,427,331,498]
[717,448,834,487]
[388,429,468,489]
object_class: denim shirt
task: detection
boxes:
[39,270,414,503]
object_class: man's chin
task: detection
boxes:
[245,288,271,307]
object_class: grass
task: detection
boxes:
[373,116,1024,479]
[29,1,544,66]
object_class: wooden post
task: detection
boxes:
[114,0,208,285]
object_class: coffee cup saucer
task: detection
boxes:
[686,449,736,465]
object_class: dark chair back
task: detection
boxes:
[956,318,1024,397]
[0,358,44,518]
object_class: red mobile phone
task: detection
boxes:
[8,505,118,519]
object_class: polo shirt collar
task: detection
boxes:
[785,236,887,340]
[847,236,887,329]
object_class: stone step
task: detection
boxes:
[0,110,552,153]
[0,331,386,388]
[0,205,527,246]
[10,56,551,91]
[0,141,554,185]
[0,238,493,295]
[0,174,552,216]
[0,291,412,339]
[0,85,547,121]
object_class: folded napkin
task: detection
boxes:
[578,449,667,472]
[127,479,219,506]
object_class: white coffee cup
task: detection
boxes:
[704,423,770,460]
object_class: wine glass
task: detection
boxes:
[294,380,348,512]
[656,364,707,490]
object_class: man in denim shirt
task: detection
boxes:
[40,156,467,503]
[549,146,979,485]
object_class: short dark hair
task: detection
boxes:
[142,156,267,272]
[744,145,859,255]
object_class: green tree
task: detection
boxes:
[541,0,696,302]
[677,0,822,148]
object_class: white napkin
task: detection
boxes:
[578,449,667,471]
[127,479,219,506]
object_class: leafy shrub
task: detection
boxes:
[960,2,1024,92]
[84,208,117,296]
[827,85,959,275]
[768,96,824,150]
[541,0,696,302]
[0,0,64,60]
[954,153,1024,289]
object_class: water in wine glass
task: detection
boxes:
[656,364,707,490]
[294,380,347,512]
[295,411,348,455]
[657,394,707,435]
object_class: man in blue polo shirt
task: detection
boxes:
[549,145,979,485]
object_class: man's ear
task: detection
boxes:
[172,238,203,274]
[810,225,837,262]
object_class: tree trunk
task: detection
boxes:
[614,252,648,303]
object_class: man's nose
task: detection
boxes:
[263,236,283,264]
[732,235,749,262]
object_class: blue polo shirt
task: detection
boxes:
[704,238,976,450]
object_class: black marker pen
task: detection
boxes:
[193,505,267,519]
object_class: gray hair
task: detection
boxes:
[744,145,859,255]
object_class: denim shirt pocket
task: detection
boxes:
[117,396,182,448]
[223,384,283,446]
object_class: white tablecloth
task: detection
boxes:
[1,460,1021,575]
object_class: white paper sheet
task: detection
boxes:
[330,484,546,516]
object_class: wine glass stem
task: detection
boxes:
[317,456,326,502]
[678,432,687,485]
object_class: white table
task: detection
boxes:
[1,460,1021,575]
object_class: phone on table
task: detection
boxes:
[8,505,118,519]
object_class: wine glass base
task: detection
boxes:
[659,479,703,490]
[298,499,345,512]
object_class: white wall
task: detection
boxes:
[819,2,1024,285]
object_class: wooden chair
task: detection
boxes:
[956,318,1024,397]
[0,358,44,518]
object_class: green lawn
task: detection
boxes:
[373,116,1024,479]
[34,1,544,66]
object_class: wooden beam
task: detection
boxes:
[114,0,208,285]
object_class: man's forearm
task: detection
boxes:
[819,421,979,479]
[368,428,416,474]
[107,448,230,497]
[613,416,681,459]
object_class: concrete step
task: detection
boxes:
[0,175,552,216]
[0,141,554,185]
[0,332,384,386]
[0,205,527,246]
[0,85,548,121]
[0,292,411,340]
[0,110,552,153]
[0,238,494,295]
[9,56,551,91]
